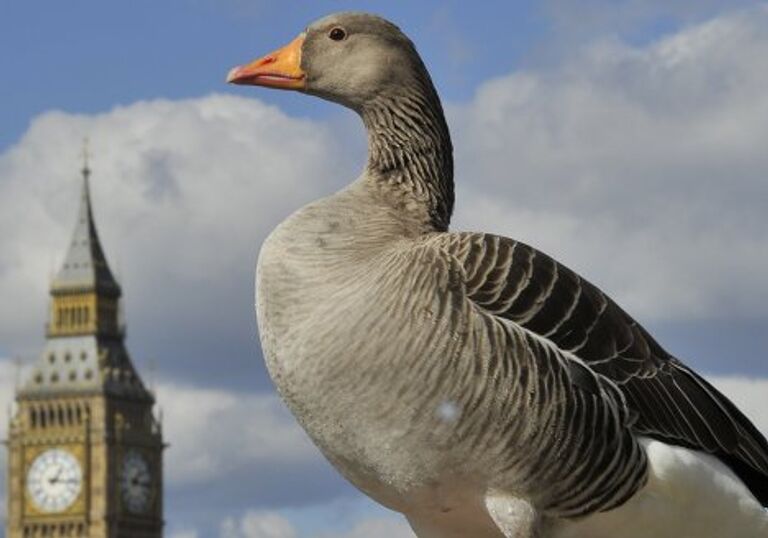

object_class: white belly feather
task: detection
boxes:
[548,438,768,538]
[395,438,767,538]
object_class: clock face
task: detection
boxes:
[26,448,83,512]
[120,450,153,513]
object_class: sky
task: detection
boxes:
[1,1,768,537]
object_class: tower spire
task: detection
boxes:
[19,146,151,400]
[51,143,120,296]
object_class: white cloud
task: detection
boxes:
[218,509,414,538]
[451,5,768,321]
[0,359,18,439]
[540,0,759,49]
[0,94,356,362]
[0,358,17,522]
[156,382,319,485]
[317,517,415,538]
[221,510,298,538]
[170,531,200,538]
[708,376,768,436]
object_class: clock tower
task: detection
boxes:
[6,157,164,537]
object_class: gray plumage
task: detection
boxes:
[231,12,768,537]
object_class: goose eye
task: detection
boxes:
[329,27,347,41]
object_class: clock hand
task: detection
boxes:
[48,465,64,484]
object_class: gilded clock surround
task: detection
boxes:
[24,444,87,516]
[6,158,165,538]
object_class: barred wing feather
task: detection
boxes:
[432,231,768,505]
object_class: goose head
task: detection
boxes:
[227,12,432,111]
[228,12,454,231]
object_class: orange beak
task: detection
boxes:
[227,34,306,90]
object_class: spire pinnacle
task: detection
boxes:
[51,145,120,296]
[81,137,91,179]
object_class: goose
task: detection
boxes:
[227,12,768,538]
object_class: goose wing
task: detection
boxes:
[430,231,768,504]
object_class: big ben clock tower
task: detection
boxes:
[6,155,164,537]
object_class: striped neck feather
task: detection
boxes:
[361,81,454,231]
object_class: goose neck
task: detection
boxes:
[361,89,454,231]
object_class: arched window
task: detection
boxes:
[66,406,73,425]
[30,408,38,427]
[57,405,64,425]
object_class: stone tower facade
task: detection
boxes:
[6,161,164,538]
